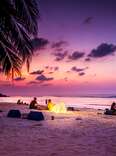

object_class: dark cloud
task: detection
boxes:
[71,66,88,72]
[54,66,59,71]
[51,40,68,49]
[48,72,54,74]
[68,51,85,60]
[66,71,70,73]
[83,17,93,24]
[44,66,59,71]
[28,81,52,87]
[78,72,85,76]
[28,81,38,85]
[88,43,116,58]
[40,83,51,87]
[55,48,64,52]
[30,70,44,75]
[36,74,54,82]
[53,51,68,61]
[45,66,53,70]
[31,38,49,51]
[85,58,91,61]
[45,66,49,69]
[14,77,25,81]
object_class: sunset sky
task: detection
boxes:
[1,0,116,96]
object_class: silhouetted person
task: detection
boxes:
[17,99,23,105]
[110,102,116,111]
[29,97,38,109]
[45,99,48,105]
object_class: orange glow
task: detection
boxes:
[48,102,67,113]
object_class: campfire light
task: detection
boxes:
[50,102,67,113]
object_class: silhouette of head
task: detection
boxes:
[48,99,51,103]
[34,97,37,101]
[112,102,115,106]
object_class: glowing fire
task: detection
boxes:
[49,102,67,113]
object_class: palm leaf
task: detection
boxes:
[13,0,39,35]
[0,0,39,78]
[0,33,22,77]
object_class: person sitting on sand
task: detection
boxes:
[17,99,23,105]
[29,97,38,109]
[47,99,55,111]
[45,99,48,105]
[110,102,116,111]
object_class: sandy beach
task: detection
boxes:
[0,102,116,156]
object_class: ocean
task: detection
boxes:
[0,96,115,110]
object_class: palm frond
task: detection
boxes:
[0,33,22,77]
[14,0,39,35]
[0,0,39,78]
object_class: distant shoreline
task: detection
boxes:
[0,93,9,97]
[0,94,116,98]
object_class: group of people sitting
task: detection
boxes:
[17,97,57,111]
[17,100,27,105]
[29,97,54,110]
[29,97,66,113]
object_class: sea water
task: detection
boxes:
[0,96,115,110]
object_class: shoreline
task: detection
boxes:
[0,96,113,111]
[0,101,108,111]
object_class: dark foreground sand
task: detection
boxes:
[0,103,116,156]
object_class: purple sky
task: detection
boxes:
[1,0,116,96]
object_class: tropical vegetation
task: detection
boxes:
[0,0,39,78]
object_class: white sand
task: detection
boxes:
[0,103,116,156]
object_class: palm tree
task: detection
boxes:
[0,0,39,78]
